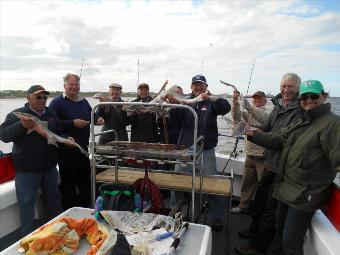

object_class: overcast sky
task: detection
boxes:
[1,0,339,96]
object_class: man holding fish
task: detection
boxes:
[128,83,160,143]
[235,73,302,255]
[49,73,104,210]
[0,85,67,235]
[95,82,129,144]
[230,91,270,214]
[167,74,231,231]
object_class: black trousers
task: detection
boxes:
[58,149,91,210]
[248,170,276,233]
[248,170,277,252]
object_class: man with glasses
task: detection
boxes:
[0,85,63,236]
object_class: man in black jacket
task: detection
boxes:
[0,85,63,236]
[129,83,160,143]
[96,83,129,144]
[169,75,231,230]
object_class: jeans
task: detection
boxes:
[15,167,62,236]
[273,201,314,255]
[171,148,226,221]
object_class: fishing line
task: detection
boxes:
[79,57,85,79]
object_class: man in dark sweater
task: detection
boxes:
[128,83,160,143]
[95,82,129,144]
[49,73,104,209]
[0,85,64,236]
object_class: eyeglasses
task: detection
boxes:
[35,95,48,100]
[299,93,320,101]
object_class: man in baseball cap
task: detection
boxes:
[27,85,50,96]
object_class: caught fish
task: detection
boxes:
[219,80,247,108]
[163,85,228,105]
[92,93,107,99]
[124,80,169,117]
[221,116,255,137]
[13,112,89,157]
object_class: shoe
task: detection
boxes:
[231,206,250,214]
[238,229,254,238]
[211,219,223,231]
[234,244,262,255]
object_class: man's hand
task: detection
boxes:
[96,117,105,125]
[166,95,181,104]
[74,119,90,128]
[200,91,210,101]
[20,119,35,130]
[64,137,76,147]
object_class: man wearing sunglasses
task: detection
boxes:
[0,85,63,236]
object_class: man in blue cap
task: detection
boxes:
[169,74,231,230]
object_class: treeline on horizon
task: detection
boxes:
[0,90,154,98]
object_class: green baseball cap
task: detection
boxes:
[299,80,324,95]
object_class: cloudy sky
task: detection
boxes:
[1,0,340,96]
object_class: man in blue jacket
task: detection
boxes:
[49,73,104,209]
[169,75,231,230]
[0,85,63,236]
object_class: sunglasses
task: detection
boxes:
[35,95,48,100]
[299,93,320,101]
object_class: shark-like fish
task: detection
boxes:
[161,85,229,105]
[13,112,89,157]
[124,80,169,117]
[221,116,255,137]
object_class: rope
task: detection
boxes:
[133,161,164,214]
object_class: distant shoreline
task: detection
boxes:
[1,90,339,99]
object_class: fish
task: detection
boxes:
[92,93,107,99]
[219,80,247,107]
[123,80,169,117]
[221,116,255,137]
[162,85,228,105]
[13,112,89,157]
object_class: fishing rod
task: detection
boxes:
[79,57,85,79]
[246,59,255,97]
[137,58,140,88]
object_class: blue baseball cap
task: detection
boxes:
[192,75,207,84]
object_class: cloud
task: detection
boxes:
[0,0,339,96]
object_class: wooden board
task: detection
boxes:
[96,168,232,196]
[95,141,202,161]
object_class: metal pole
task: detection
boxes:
[90,102,198,220]
[90,106,96,208]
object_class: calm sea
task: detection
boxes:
[1,97,340,155]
